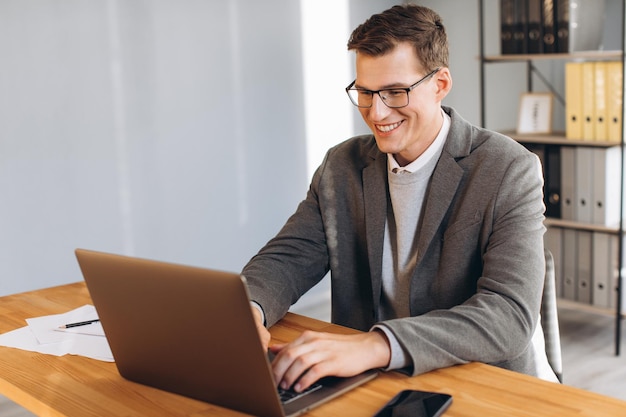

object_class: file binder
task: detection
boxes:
[592,146,622,227]
[562,228,577,301]
[512,0,527,53]
[555,0,568,53]
[560,146,576,220]
[581,62,596,141]
[540,0,556,53]
[541,0,556,54]
[527,0,543,53]
[565,62,583,140]
[594,62,608,142]
[604,233,623,311]
[526,143,562,219]
[592,232,617,309]
[576,230,592,304]
[606,61,623,143]
[612,255,626,310]
[545,145,561,218]
[575,147,593,223]
[525,143,560,219]
[500,0,517,54]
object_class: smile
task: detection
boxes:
[376,121,403,133]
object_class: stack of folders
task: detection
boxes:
[500,0,605,55]
[545,226,624,310]
[524,144,622,225]
[565,61,623,142]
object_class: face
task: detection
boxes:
[354,42,452,166]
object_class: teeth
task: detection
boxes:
[377,121,402,132]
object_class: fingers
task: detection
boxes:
[272,331,325,392]
[270,331,390,393]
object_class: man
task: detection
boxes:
[242,4,557,393]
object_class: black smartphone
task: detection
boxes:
[372,389,453,417]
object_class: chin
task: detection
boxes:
[373,136,401,154]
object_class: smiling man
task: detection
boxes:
[242,4,558,393]
[349,45,446,166]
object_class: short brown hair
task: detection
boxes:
[347,4,449,72]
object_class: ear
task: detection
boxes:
[434,67,452,101]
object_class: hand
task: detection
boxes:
[270,329,391,392]
[251,306,271,351]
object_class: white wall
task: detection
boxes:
[0,0,310,296]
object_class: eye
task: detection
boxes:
[357,90,373,98]
[385,89,406,97]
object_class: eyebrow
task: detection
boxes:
[353,81,411,90]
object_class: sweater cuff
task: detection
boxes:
[250,301,267,327]
[371,324,412,371]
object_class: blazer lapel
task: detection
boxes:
[415,108,470,266]
[362,151,388,314]
[414,151,464,266]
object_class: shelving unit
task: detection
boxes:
[478,0,625,355]
[483,51,623,62]
[503,131,622,147]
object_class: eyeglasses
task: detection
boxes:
[345,68,440,109]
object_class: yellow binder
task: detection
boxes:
[581,61,595,141]
[593,61,608,142]
[606,61,623,143]
[565,62,583,140]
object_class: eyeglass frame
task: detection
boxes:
[345,67,441,109]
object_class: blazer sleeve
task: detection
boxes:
[241,153,332,327]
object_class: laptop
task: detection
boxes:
[75,249,377,417]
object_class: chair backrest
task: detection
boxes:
[541,248,563,382]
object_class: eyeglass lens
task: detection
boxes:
[348,88,408,108]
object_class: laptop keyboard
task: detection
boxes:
[278,383,322,404]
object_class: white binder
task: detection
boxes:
[562,228,577,301]
[576,230,592,304]
[592,146,622,227]
[575,147,593,223]
[592,232,616,309]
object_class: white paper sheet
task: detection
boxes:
[0,305,113,362]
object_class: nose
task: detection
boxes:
[368,93,392,121]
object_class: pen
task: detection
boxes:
[58,319,100,329]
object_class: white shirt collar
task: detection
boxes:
[387,108,451,174]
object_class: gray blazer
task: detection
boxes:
[243,106,547,378]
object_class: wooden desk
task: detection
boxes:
[1,283,626,417]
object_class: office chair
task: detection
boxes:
[541,248,563,383]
